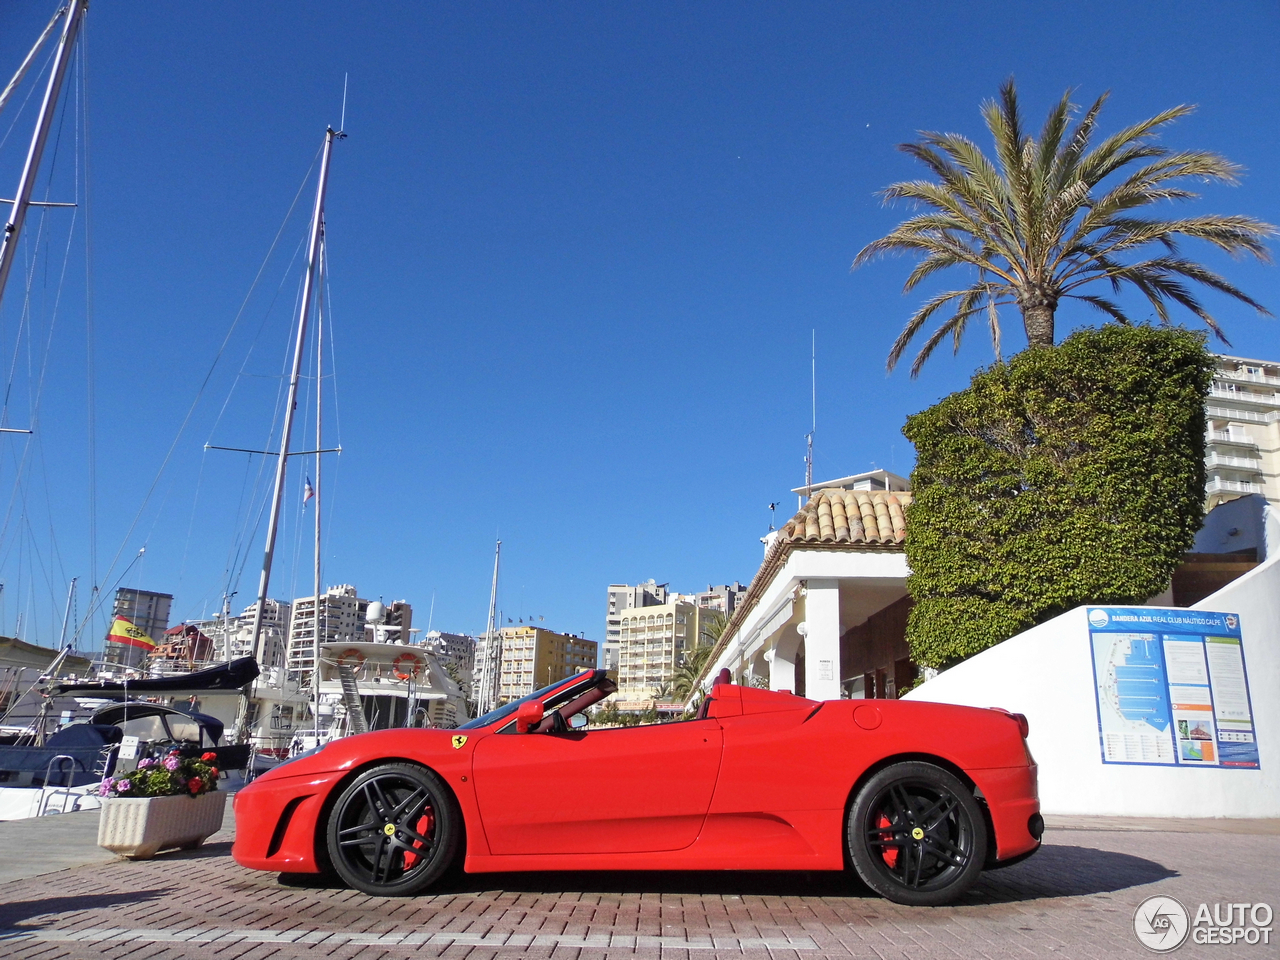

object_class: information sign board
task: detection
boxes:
[1088,607,1259,769]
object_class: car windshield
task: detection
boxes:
[457,670,601,730]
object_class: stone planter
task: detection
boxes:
[97,790,227,860]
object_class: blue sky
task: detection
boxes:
[0,1,1276,649]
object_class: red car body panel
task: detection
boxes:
[232,677,1040,876]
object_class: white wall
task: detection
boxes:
[906,508,1280,818]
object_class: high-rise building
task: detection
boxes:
[605,581,669,644]
[421,630,476,698]
[696,582,749,617]
[189,598,292,671]
[616,599,708,702]
[103,588,172,668]
[483,626,597,704]
[284,586,412,681]
[1205,354,1280,509]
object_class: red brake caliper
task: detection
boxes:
[401,806,435,869]
[878,814,899,869]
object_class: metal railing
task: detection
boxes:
[1209,386,1280,406]
[1205,478,1263,495]
[1205,453,1263,471]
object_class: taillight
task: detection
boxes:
[991,707,1030,739]
[1012,713,1029,738]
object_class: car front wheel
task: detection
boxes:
[847,761,986,906]
[326,762,461,896]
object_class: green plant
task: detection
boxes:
[902,325,1214,668]
[100,749,219,798]
[854,79,1274,377]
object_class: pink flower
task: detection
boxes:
[163,757,180,772]
[98,779,113,796]
[117,779,132,792]
[137,758,155,769]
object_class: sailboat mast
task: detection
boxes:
[0,0,87,316]
[312,241,325,737]
[479,540,502,713]
[248,127,340,666]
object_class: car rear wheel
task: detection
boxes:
[847,761,986,906]
[326,762,461,896]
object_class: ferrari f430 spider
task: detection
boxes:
[232,669,1042,905]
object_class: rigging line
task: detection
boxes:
[92,145,322,606]
[77,13,97,637]
[0,56,80,605]
[0,4,64,118]
[219,263,307,605]
[0,38,56,155]
[70,545,144,644]
[174,444,210,592]
[205,228,309,442]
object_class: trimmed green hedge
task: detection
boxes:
[902,326,1214,669]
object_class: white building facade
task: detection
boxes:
[1205,353,1280,509]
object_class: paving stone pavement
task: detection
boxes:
[0,819,1276,960]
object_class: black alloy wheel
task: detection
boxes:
[326,762,461,896]
[847,761,987,906]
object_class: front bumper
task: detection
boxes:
[231,769,345,873]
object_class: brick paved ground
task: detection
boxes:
[1,818,1276,960]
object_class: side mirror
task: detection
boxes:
[568,713,588,730]
[515,700,545,733]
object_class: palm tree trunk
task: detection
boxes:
[1018,288,1057,347]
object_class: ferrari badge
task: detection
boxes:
[451,735,468,749]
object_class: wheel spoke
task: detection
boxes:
[927,834,969,865]
[390,787,428,824]
[917,793,957,829]
[910,841,926,888]
[369,834,390,883]
[338,819,381,838]
[891,785,916,825]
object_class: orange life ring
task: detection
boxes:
[335,648,366,670]
[392,652,424,681]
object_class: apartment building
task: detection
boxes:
[1205,354,1280,509]
[421,630,476,697]
[605,581,669,643]
[485,626,598,703]
[696,582,749,617]
[616,598,708,702]
[102,588,172,668]
[189,598,293,671]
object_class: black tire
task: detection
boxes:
[325,762,462,896]
[847,761,987,906]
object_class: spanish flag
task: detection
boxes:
[108,617,156,650]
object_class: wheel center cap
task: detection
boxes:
[911,827,924,840]
[383,823,396,836]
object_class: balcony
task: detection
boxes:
[1205,453,1263,472]
[1209,430,1258,446]
[1206,404,1280,425]
[1209,385,1280,407]
[1206,478,1263,495]
[1216,368,1280,388]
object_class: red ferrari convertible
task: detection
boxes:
[232,669,1041,905]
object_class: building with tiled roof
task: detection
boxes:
[694,475,917,704]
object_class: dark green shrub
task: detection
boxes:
[903,326,1214,668]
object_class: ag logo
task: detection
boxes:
[1088,608,1110,629]
[1134,896,1189,952]
[1225,614,1238,629]
[451,735,468,749]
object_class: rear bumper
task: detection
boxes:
[972,763,1041,862]
[231,770,344,873]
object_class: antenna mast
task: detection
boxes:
[804,329,815,498]
[478,540,502,714]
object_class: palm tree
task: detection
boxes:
[671,643,715,702]
[854,79,1275,376]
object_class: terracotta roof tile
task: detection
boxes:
[777,488,912,546]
